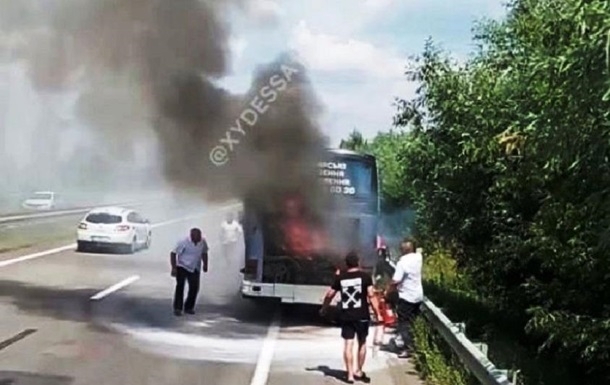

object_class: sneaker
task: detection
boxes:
[174,309,183,316]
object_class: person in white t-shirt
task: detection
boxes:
[220,212,243,262]
[387,238,423,358]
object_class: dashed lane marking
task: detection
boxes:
[249,310,282,385]
[90,275,141,301]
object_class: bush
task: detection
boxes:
[411,316,474,385]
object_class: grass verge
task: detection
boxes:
[0,216,81,254]
[411,316,475,385]
[416,246,584,385]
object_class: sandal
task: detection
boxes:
[354,372,371,383]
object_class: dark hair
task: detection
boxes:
[345,251,359,268]
[401,237,416,251]
[190,228,202,235]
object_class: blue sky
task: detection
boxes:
[219,0,509,145]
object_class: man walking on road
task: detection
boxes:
[220,212,243,263]
[320,252,382,384]
[387,238,423,358]
[170,228,208,316]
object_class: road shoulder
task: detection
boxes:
[266,320,423,385]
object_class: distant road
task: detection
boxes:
[0,192,178,225]
[0,200,155,225]
[0,191,168,217]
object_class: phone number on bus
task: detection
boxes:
[329,185,356,195]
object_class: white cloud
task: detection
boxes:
[363,0,395,12]
[228,36,247,65]
[289,21,407,79]
[222,0,506,144]
[317,79,418,145]
[243,0,284,25]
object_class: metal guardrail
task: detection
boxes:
[421,299,518,385]
[0,200,155,224]
[0,196,242,225]
[387,259,519,385]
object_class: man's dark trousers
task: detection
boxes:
[395,298,421,351]
[173,267,200,311]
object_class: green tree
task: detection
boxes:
[339,128,369,152]
[340,0,610,381]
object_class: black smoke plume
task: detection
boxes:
[0,0,328,210]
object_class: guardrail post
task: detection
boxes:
[451,322,466,334]
[509,370,520,385]
[422,298,513,385]
[472,342,488,357]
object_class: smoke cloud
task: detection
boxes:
[1,0,328,212]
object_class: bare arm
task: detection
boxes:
[320,288,337,315]
[387,262,404,293]
[320,275,341,316]
[201,252,208,272]
[170,252,177,276]
[201,240,209,272]
[367,285,381,318]
[170,252,177,269]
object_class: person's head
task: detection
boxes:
[377,245,387,258]
[400,237,416,255]
[190,228,202,243]
[345,251,360,269]
[226,213,235,223]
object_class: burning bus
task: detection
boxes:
[240,148,380,305]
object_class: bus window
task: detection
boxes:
[319,158,377,200]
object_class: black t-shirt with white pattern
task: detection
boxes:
[331,270,373,322]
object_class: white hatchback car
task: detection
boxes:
[76,206,151,254]
[22,191,56,210]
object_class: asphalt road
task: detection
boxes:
[0,200,421,385]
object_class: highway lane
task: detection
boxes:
[0,200,420,385]
[0,199,217,258]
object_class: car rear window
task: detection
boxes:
[30,193,52,200]
[85,213,122,224]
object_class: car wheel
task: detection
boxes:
[120,238,136,254]
[129,237,137,254]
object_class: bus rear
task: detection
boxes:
[240,149,379,304]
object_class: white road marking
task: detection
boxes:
[110,317,394,369]
[90,275,140,301]
[0,244,76,268]
[112,325,265,364]
[0,202,242,268]
[249,310,281,385]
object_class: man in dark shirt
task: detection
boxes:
[321,252,382,384]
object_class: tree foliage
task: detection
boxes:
[342,0,610,381]
[339,128,368,152]
[337,128,412,210]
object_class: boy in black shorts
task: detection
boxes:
[321,252,382,383]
